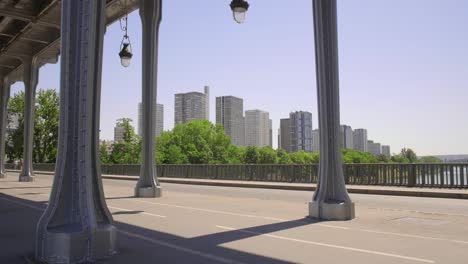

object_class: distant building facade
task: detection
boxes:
[114,125,126,142]
[278,118,291,152]
[312,129,320,152]
[138,102,164,138]
[340,125,354,149]
[381,145,391,157]
[244,110,270,147]
[216,96,244,146]
[367,140,381,156]
[289,111,313,152]
[353,128,368,152]
[174,86,209,125]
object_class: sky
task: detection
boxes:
[10,0,468,156]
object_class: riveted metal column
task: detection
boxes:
[308,0,355,220]
[36,1,116,263]
[0,78,10,178]
[19,57,39,182]
[135,0,162,197]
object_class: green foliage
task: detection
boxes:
[418,156,443,163]
[244,146,259,164]
[276,149,292,164]
[258,146,277,164]
[376,154,390,163]
[401,148,418,163]
[390,154,410,163]
[290,150,316,164]
[116,118,138,143]
[155,120,231,164]
[5,89,59,163]
[342,149,378,164]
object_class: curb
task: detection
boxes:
[6,170,468,200]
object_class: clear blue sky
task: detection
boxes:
[11,0,468,156]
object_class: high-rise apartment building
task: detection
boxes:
[340,125,354,149]
[244,110,270,147]
[367,140,382,156]
[353,128,368,152]
[382,145,391,157]
[174,86,209,125]
[289,111,313,152]
[278,118,291,152]
[279,111,313,152]
[216,96,244,146]
[114,125,126,142]
[138,102,164,138]
[269,119,273,147]
[312,129,320,152]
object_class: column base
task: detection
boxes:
[135,186,162,198]
[309,201,355,221]
[0,173,6,178]
[37,224,117,263]
[19,175,34,182]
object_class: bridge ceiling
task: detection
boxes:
[0,0,139,84]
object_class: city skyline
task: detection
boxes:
[9,0,468,156]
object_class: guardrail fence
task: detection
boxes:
[5,163,467,188]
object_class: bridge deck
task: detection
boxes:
[1,173,468,264]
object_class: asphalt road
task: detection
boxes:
[1,173,468,264]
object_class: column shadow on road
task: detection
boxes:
[0,192,317,264]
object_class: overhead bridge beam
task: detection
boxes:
[0,8,60,29]
[0,32,50,44]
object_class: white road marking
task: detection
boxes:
[128,199,468,244]
[108,206,166,218]
[3,179,468,245]
[216,225,435,264]
[129,199,287,221]
[119,230,245,264]
[0,196,242,264]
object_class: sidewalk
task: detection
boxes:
[9,170,468,200]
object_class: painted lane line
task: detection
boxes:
[127,199,468,244]
[128,199,286,222]
[108,206,166,218]
[0,197,241,264]
[119,230,245,264]
[216,225,435,264]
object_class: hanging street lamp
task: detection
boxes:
[230,0,250,24]
[118,1,133,67]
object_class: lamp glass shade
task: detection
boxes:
[232,7,247,24]
[119,43,133,68]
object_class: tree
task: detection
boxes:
[5,89,59,163]
[5,91,24,162]
[155,120,232,164]
[401,148,418,163]
[33,90,59,163]
[342,149,378,164]
[258,146,277,164]
[419,156,443,163]
[376,154,389,163]
[276,149,292,164]
[116,118,138,143]
[244,146,259,164]
[290,150,314,164]
[391,154,410,163]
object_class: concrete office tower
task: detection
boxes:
[382,145,391,157]
[367,140,382,156]
[174,87,209,125]
[204,86,210,120]
[114,125,126,142]
[290,111,313,152]
[279,118,291,152]
[269,119,273,147]
[312,129,320,152]
[353,128,368,152]
[245,110,270,147]
[340,125,354,149]
[216,96,244,146]
[138,102,164,137]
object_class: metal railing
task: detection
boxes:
[5,163,468,188]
